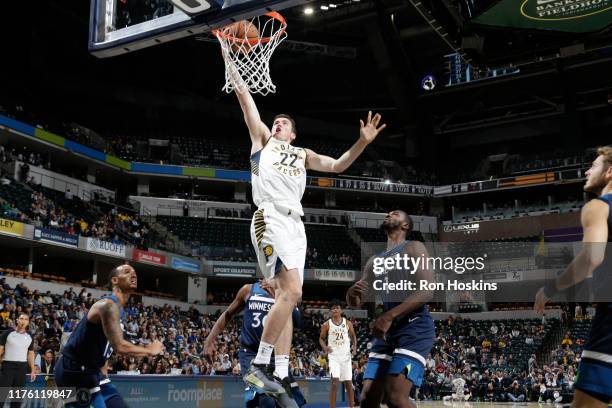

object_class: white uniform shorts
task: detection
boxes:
[250,202,306,284]
[328,354,353,382]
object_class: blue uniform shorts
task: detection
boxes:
[363,315,434,387]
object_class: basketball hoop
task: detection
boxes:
[214,12,287,95]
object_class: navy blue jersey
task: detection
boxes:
[62,294,125,369]
[584,193,612,357]
[239,283,300,350]
[376,241,430,332]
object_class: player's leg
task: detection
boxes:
[571,389,610,408]
[383,374,415,408]
[329,377,339,408]
[340,356,355,408]
[343,380,355,408]
[100,380,129,408]
[260,266,301,349]
[274,315,292,380]
[359,379,385,408]
[360,342,392,407]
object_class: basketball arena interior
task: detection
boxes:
[0,0,611,407]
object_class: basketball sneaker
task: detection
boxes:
[244,364,287,396]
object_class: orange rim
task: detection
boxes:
[213,12,287,46]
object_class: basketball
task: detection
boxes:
[227,20,259,53]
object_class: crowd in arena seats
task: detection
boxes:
[0,278,357,378]
[452,197,584,223]
[0,275,593,403]
[0,172,151,248]
[413,314,573,403]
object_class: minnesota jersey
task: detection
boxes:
[62,294,125,369]
[583,193,612,358]
[240,282,301,350]
[327,318,351,357]
[240,283,274,350]
[376,241,429,330]
[250,137,307,215]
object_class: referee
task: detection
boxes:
[0,313,37,408]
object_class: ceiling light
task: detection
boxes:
[320,5,329,10]
[329,3,337,7]
[304,7,314,14]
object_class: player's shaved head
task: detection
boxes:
[381,210,413,234]
[108,263,134,289]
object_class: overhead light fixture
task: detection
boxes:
[304,6,314,14]
[329,3,337,7]
[384,179,391,184]
[320,5,329,10]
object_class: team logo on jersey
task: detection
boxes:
[271,144,305,177]
[263,245,274,259]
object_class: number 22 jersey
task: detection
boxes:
[250,137,307,216]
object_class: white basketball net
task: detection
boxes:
[214,12,287,96]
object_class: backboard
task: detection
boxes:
[89,0,306,58]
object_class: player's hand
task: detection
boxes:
[259,279,276,297]
[372,313,393,340]
[347,280,369,306]
[351,346,357,357]
[323,345,332,355]
[204,340,217,363]
[30,371,37,382]
[359,111,386,145]
[534,287,550,315]
[148,340,165,356]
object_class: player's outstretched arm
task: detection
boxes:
[229,66,269,150]
[306,111,386,173]
[203,284,251,362]
[346,256,375,308]
[535,199,608,313]
[98,300,164,357]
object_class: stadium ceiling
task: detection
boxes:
[3,0,612,147]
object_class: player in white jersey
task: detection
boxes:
[319,301,357,408]
[231,71,386,406]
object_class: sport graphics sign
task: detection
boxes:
[34,227,78,248]
[212,264,256,277]
[472,0,612,33]
[85,237,126,258]
[133,249,165,265]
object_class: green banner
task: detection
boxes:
[473,0,612,32]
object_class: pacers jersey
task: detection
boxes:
[583,193,612,358]
[62,294,125,369]
[250,137,307,215]
[327,318,351,357]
